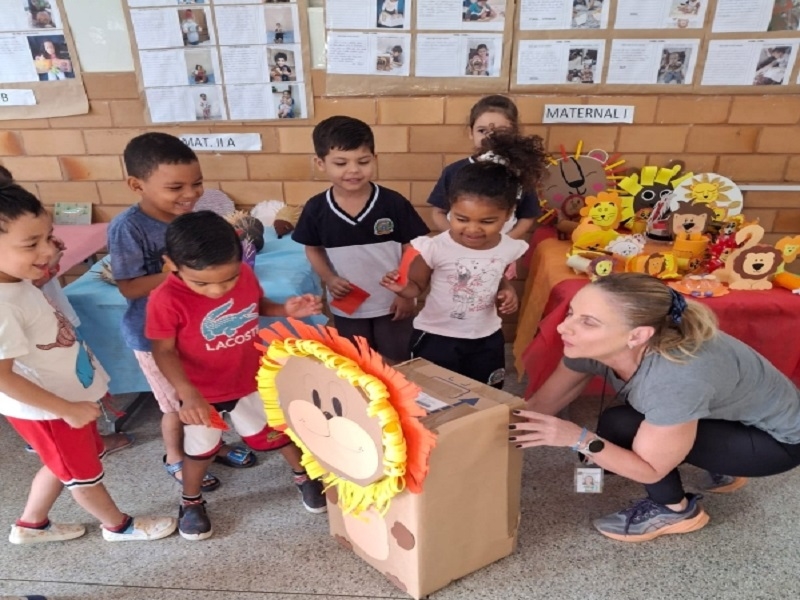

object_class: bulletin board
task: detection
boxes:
[0,0,89,121]
[511,0,800,95]
[323,0,516,96]
[122,0,315,124]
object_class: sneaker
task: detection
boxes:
[704,472,748,493]
[9,522,86,545]
[593,493,709,542]
[178,502,213,541]
[296,476,327,514]
[102,516,177,542]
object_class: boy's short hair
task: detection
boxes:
[0,181,46,233]
[165,210,242,270]
[312,116,375,159]
[0,165,13,182]
[123,132,198,181]
[275,52,288,61]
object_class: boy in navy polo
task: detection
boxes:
[292,116,429,363]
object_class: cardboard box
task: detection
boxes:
[326,358,524,599]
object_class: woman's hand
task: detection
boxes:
[509,409,585,449]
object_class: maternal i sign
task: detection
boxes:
[0,89,36,106]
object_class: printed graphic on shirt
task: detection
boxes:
[36,309,96,388]
[374,217,395,235]
[201,299,259,351]
[447,257,504,320]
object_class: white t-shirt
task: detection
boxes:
[0,281,109,420]
[411,232,528,339]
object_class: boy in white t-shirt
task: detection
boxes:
[0,181,176,544]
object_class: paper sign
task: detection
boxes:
[396,247,420,286]
[179,133,262,152]
[0,89,36,106]
[330,285,370,315]
[414,392,451,413]
[543,105,634,124]
[208,408,229,431]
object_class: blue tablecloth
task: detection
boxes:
[64,229,325,395]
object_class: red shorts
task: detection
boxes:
[7,417,105,489]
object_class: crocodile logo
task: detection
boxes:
[201,300,258,341]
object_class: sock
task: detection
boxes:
[105,514,133,533]
[182,493,203,506]
[293,469,308,485]
[15,518,50,530]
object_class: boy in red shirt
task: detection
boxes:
[146,211,326,541]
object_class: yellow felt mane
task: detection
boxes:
[257,320,437,516]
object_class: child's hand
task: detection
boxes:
[390,296,414,321]
[285,294,323,318]
[325,276,352,299]
[61,401,101,429]
[504,262,517,280]
[179,393,212,427]
[497,288,519,314]
[380,270,405,294]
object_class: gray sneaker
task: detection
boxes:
[296,476,327,514]
[704,472,748,493]
[593,493,709,542]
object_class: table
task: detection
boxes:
[513,238,800,397]
[65,228,326,396]
[53,223,108,274]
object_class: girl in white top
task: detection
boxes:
[381,131,545,388]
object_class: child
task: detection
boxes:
[382,132,544,389]
[274,52,293,81]
[274,22,284,43]
[181,10,201,45]
[108,133,268,495]
[146,211,326,540]
[0,182,176,544]
[192,64,207,84]
[660,52,684,84]
[426,95,545,241]
[199,93,212,119]
[391,45,404,67]
[292,116,429,363]
[277,89,295,118]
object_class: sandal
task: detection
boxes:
[213,445,257,468]
[103,432,135,456]
[162,455,221,493]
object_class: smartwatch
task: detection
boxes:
[582,436,605,456]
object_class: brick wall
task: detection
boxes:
[2,71,799,336]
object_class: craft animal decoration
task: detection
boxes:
[566,253,616,280]
[605,234,646,258]
[775,235,800,265]
[274,204,303,238]
[618,163,692,235]
[714,224,782,290]
[571,191,622,250]
[539,141,625,236]
[626,252,680,280]
[257,320,437,591]
[670,173,743,224]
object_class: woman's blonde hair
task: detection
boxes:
[591,273,718,361]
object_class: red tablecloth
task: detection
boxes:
[515,240,800,397]
[53,223,108,274]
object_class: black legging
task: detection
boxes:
[597,404,800,505]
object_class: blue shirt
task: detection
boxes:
[426,157,541,220]
[107,205,169,352]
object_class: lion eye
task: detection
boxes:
[332,397,343,417]
[312,390,322,409]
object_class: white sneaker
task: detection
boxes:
[9,522,86,545]
[101,516,177,542]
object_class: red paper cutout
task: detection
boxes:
[330,285,371,315]
[396,247,420,287]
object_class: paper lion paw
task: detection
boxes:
[391,521,415,550]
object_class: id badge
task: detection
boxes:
[575,467,603,493]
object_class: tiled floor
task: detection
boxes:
[2,349,800,599]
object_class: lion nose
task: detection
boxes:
[323,411,334,420]
[752,263,763,271]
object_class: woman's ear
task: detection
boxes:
[628,325,655,349]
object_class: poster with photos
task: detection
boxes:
[0,0,76,83]
[326,0,411,30]
[126,0,312,123]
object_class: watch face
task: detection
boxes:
[588,439,605,453]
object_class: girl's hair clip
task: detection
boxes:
[475,151,509,167]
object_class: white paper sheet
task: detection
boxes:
[702,39,798,86]
[616,0,707,29]
[130,9,185,50]
[215,5,266,46]
[416,33,502,77]
[712,0,772,33]
[326,32,411,76]
[145,87,196,122]
[607,39,700,85]
[417,0,506,31]
[0,0,64,32]
[225,84,274,120]
[139,49,188,87]
[220,45,269,84]
[0,88,36,105]
[0,35,39,83]
[517,39,606,85]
